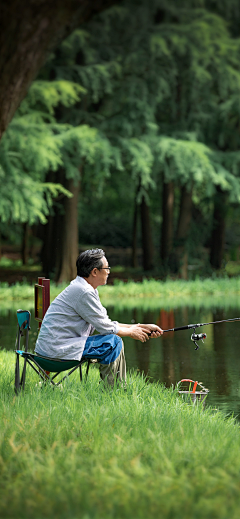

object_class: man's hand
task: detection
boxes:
[143,324,163,338]
[117,323,163,343]
[129,324,152,343]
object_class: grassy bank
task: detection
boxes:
[1,350,240,519]
[1,276,240,311]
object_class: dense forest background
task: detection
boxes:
[2,0,240,281]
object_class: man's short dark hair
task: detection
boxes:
[76,249,105,277]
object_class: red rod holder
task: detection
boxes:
[35,277,50,329]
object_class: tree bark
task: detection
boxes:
[161,181,174,263]
[176,185,192,241]
[41,210,64,278]
[131,182,141,268]
[0,0,122,139]
[40,170,65,277]
[175,184,193,279]
[131,197,139,268]
[210,186,228,269]
[57,178,80,282]
[140,195,154,271]
[21,223,29,265]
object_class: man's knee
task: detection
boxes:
[113,334,123,347]
[113,335,124,357]
[107,334,123,350]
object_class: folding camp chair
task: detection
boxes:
[14,309,93,393]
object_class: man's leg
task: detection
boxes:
[99,340,126,387]
[82,334,127,388]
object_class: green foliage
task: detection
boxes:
[58,125,122,192]
[0,81,80,224]
[0,79,119,223]
[18,80,86,116]
[0,354,240,519]
[52,1,240,201]
[3,0,240,265]
[155,138,240,202]
[0,169,71,224]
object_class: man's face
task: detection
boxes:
[95,256,111,286]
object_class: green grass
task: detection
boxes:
[1,350,240,519]
[2,276,240,311]
[0,256,41,270]
[99,277,240,309]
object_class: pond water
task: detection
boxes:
[1,305,240,418]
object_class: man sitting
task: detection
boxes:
[35,249,163,387]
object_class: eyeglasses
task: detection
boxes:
[98,267,111,271]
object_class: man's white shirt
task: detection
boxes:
[35,276,119,360]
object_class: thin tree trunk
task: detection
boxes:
[131,182,141,268]
[176,185,192,241]
[175,185,193,279]
[131,199,139,268]
[161,181,174,263]
[140,195,154,271]
[21,223,29,265]
[41,211,64,278]
[57,178,80,282]
[40,170,65,277]
[210,187,228,269]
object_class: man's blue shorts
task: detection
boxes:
[82,334,122,365]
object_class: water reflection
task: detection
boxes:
[108,305,240,419]
[213,310,229,397]
[1,305,240,418]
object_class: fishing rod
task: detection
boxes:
[162,317,240,350]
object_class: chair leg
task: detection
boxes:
[86,360,91,380]
[20,357,27,390]
[79,365,83,382]
[14,353,20,394]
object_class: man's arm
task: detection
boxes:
[77,291,163,342]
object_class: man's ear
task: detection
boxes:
[91,268,98,277]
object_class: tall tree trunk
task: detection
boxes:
[175,185,193,279]
[161,181,174,264]
[21,223,29,265]
[131,198,139,268]
[41,210,64,278]
[176,185,192,241]
[0,0,122,139]
[210,187,228,269]
[140,195,154,271]
[131,182,141,268]
[40,170,65,277]
[57,178,80,282]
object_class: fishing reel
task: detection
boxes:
[191,331,207,350]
